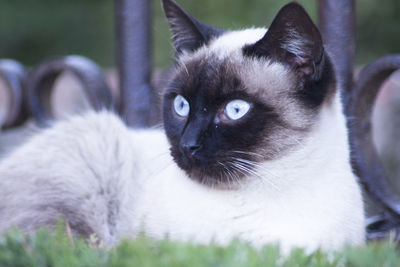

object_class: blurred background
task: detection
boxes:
[0,0,399,69]
[0,0,400,196]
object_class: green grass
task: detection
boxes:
[0,226,399,267]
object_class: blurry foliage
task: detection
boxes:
[2,227,400,267]
[357,0,400,64]
[0,0,115,67]
[0,0,399,68]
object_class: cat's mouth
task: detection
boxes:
[172,150,259,187]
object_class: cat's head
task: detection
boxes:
[161,0,336,187]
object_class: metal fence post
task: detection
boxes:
[115,0,153,128]
[318,0,355,100]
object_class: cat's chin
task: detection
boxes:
[171,150,249,189]
[183,166,245,190]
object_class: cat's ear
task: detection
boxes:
[162,0,224,54]
[243,2,324,81]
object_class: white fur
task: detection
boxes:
[179,28,267,62]
[280,28,310,58]
[128,92,365,252]
[0,29,365,253]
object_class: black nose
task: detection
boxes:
[180,142,202,158]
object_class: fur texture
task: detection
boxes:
[0,0,365,253]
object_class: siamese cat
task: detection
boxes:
[0,0,365,252]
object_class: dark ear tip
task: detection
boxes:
[161,0,173,7]
[281,1,305,10]
[161,0,178,15]
[279,1,310,16]
[276,1,320,38]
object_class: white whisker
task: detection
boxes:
[225,156,281,191]
[230,150,264,159]
[149,123,164,130]
[177,59,189,76]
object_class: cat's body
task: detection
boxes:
[0,0,365,252]
[0,105,364,251]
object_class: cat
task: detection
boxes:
[0,0,365,252]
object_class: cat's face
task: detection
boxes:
[162,0,336,187]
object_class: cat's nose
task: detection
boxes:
[180,142,202,158]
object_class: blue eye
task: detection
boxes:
[173,95,190,117]
[225,100,250,120]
